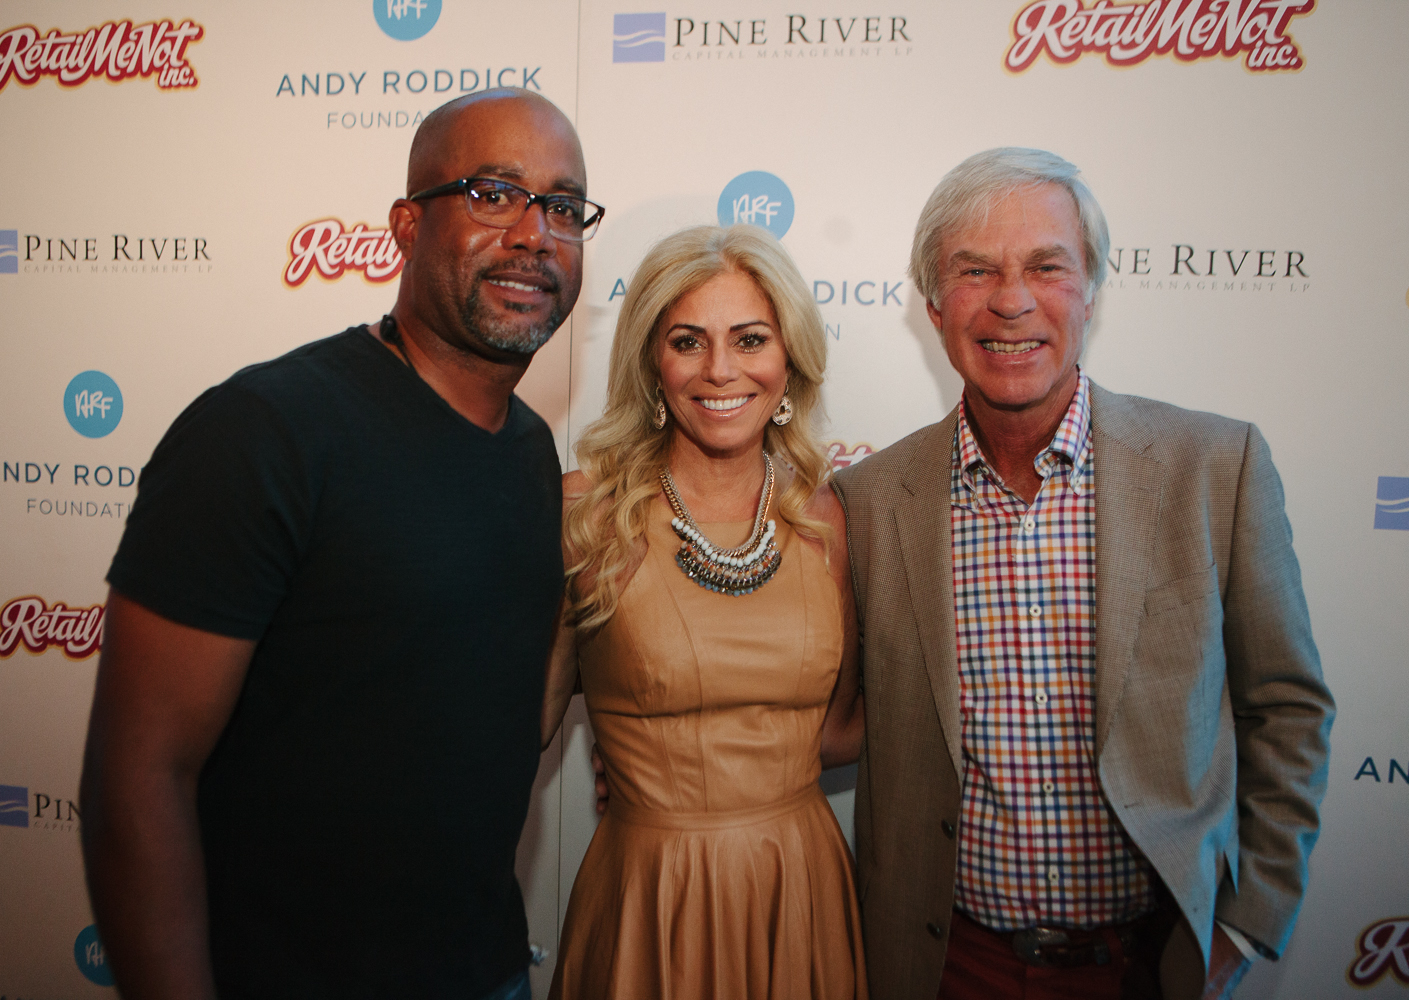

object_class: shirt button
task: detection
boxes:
[1034,691,1049,705]
[1047,866,1060,883]
[1028,604,1042,618]
[1042,781,1055,794]
[1023,517,1036,531]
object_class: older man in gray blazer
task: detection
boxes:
[832,149,1333,1000]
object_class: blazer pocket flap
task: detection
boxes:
[1144,564,1218,617]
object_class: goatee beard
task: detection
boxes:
[461,270,564,355]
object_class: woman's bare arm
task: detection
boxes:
[541,596,580,750]
[541,471,589,750]
[815,483,864,769]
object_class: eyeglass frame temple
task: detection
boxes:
[406,177,605,239]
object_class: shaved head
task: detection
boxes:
[406,88,581,197]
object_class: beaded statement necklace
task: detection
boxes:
[659,454,782,596]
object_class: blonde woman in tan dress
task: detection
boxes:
[541,225,866,999]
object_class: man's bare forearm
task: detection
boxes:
[82,759,219,1000]
[80,591,255,1000]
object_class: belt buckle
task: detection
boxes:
[1012,927,1070,966]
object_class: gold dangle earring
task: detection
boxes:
[652,385,668,430]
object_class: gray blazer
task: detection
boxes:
[832,383,1334,1000]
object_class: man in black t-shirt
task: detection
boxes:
[80,89,603,1000]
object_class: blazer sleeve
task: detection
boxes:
[1215,423,1335,956]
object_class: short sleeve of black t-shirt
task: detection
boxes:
[107,329,563,999]
[109,378,319,639]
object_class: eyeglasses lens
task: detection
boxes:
[466,181,598,241]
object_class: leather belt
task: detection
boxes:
[1009,923,1138,968]
[957,908,1152,968]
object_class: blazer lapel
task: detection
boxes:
[895,409,964,777]
[1091,384,1165,758]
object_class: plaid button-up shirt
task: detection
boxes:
[950,371,1155,930]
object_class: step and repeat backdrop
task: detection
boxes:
[2,1,1406,997]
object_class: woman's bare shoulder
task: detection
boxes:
[562,469,593,503]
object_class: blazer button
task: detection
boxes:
[927,921,946,940]
[941,820,955,839]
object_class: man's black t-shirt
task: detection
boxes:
[108,328,563,999]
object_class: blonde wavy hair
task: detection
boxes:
[566,224,832,631]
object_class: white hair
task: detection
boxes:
[909,147,1110,305]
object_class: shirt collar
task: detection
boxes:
[955,369,1092,495]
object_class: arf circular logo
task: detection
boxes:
[718,172,795,240]
[64,371,123,439]
[74,924,115,986]
[374,0,442,40]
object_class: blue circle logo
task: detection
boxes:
[64,371,123,438]
[74,924,115,986]
[717,171,795,240]
[373,0,441,40]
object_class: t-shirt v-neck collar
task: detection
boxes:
[358,325,523,441]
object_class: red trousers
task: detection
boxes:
[936,910,1163,1000]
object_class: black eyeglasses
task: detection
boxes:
[408,177,605,242]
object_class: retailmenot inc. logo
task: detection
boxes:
[1005,0,1314,74]
[0,596,105,659]
[1347,916,1409,988]
[284,219,404,287]
[0,19,202,91]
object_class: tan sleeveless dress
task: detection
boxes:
[549,499,867,1000]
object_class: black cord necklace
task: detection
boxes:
[379,313,417,375]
